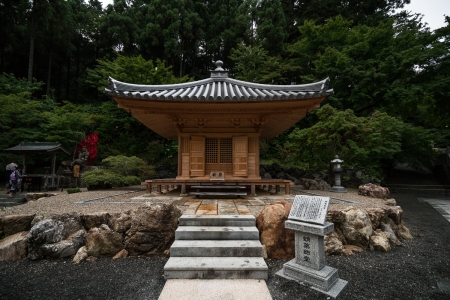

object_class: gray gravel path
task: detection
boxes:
[1,191,449,299]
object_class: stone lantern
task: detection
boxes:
[330,155,347,193]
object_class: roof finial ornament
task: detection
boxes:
[214,60,224,71]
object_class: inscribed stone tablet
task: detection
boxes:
[288,195,330,225]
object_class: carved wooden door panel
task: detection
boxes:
[233,136,248,176]
[190,136,205,177]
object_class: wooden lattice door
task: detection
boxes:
[190,136,205,176]
[233,136,248,176]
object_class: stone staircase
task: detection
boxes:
[0,193,26,207]
[164,215,268,279]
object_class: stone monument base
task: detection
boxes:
[276,261,348,298]
[330,185,347,193]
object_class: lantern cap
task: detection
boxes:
[331,155,344,163]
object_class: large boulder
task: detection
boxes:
[73,246,88,264]
[358,183,390,199]
[27,219,64,260]
[379,222,401,246]
[0,231,28,261]
[125,203,181,256]
[109,211,134,234]
[396,221,413,241]
[369,229,391,252]
[324,231,344,256]
[327,210,346,223]
[82,212,110,230]
[301,178,331,190]
[340,208,373,248]
[366,208,386,230]
[1,214,35,237]
[86,224,123,257]
[386,206,403,225]
[256,200,295,259]
[40,229,86,258]
[27,213,84,260]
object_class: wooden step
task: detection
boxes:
[191,185,246,189]
[190,192,247,196]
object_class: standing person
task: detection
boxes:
[9,165,22,198]
[5,161,17,194]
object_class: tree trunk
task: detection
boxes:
[46,51,52,96]
[28,34,34,83]
[66,57,71,100]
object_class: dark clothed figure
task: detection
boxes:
[5,162,17,193]
[8,166,22,198]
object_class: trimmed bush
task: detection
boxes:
[66,187,81,194]
[82,169,141,190]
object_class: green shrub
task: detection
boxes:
[66,187,81,194]
[82,168,141,190]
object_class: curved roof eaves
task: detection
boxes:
[105,77,333,101]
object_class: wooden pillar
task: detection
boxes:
[22,154,27,175]
[146,182,152,194]
[51,152,57,188]
[251,183,256,196]
[276,185,280,193]
[285,183,290,195]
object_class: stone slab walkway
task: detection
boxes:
[418,197,450,222]
[158,279,272,300]
[178,199,267,215]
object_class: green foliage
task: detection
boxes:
[289,15,450,129]
[82,169,123,189]
[102,155,146,176]
[66,187,81,194]
[86,55,191,92]
[286,105,435,182]
[81,169,142,189]
[0,73,43,95]
[230,43,295,84]
[82,155,154,189]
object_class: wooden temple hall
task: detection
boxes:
[105,61,333,197]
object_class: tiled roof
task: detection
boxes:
[104,61,333,102]
[4,142,70,155]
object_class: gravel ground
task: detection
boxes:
[1,190,450,299]
[1,185,391,218]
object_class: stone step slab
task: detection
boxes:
[179,215,256,227]
[170,240,263,257]
[175,226,260,240]
[164,257,268,279]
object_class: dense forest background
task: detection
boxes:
[0,0,449,181]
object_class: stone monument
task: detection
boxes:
[276,195,347,298]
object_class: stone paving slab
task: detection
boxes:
[248,199,265,206]
[201,199,218,204]
[418,198,450,222]
[236,205,252,215]
[158,279,272,300]
[218,201,239,215]
[196,209,218,215]
[198,204,218,211]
